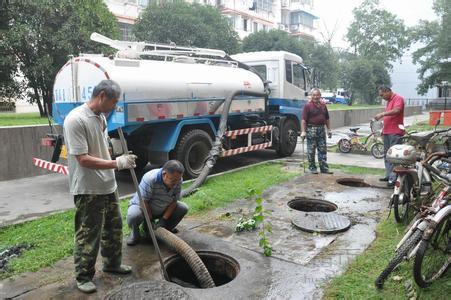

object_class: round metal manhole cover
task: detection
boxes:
[292,212,351,234]
[105,281,191,300]
[288,197,338,212]
[336,178,371,187]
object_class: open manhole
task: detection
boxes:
[288,197,338,212]
[106,281,191,299]
[165,251,240,289]
[336,178,371,187]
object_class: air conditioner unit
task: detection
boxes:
[281,0,289,7]
[278,24,286,30]
[290,24,299,31]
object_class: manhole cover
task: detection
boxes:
[292,212,351,234]
[336,178,370,187]
[288,197,337,212]
[106,281,191,299]
[165,250,240,288]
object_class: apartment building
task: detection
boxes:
[103,0,318,41]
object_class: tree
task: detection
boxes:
[411,0,451,95]
[134,1,240,54]
[1,0,118,116]
[346,0,410,69]
[242,30,339,90]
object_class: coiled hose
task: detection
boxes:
[181,90,267,197]
[154,227,215,288]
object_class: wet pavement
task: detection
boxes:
[0,165,392,299]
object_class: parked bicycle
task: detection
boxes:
[375,151,451,289]
[337,119,384,159]
[387,123,451,224]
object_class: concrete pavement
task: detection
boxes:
[0,112,429,227]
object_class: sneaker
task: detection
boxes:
[387,181,395,188]
[321,170,333,174]
[126,232,140,246]
[309,169,318,174]
[76,280,96,293]
[103,264,132,275]
[379,177,389,182]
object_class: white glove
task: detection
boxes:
[300,131,306,140]
[116,153,137,170]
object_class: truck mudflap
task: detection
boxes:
[32,158,69,175]
[221,125,272,157]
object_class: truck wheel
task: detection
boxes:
[276,119,298,157]
[175,129,212,179]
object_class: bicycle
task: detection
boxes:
[375,151,451,289]
[337,119,384,159]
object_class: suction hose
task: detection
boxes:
[181,90,267,197]
[154,227,215,288]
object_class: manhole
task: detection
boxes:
[288,197,338,212]
[165,251,240,289]
[292,212,351,234]
[106,281,191,299]
[336,178,371,187]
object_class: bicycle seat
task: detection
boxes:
[408,131,436,147]
[349,127,360,133]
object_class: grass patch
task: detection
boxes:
[327,104,383,111]
[329,163,385,176]
[408,120,448,133]
[323,216,451,299]
[0,112,48,126]
[0,163,298,279]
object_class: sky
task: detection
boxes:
[314,0,439,98]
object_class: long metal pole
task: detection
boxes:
[117,127,169,281]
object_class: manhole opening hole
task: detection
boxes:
[336,178,370,187]
[165,251,240,289]
[288,197,337,212]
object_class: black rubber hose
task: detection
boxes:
[154,227,215,288]
[181,90,267,197]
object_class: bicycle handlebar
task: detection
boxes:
[422,151,450,183]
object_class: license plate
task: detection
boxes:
[60,145,67,159]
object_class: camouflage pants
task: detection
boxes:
[74,190,123,283]
[306,125,329,172]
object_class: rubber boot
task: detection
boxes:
[126,225,141,246]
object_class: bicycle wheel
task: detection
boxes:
[413,216,451,287]
[371,142,385,159]
[338,138,351,153]
[393,176,414,224]
[375,229,423,289]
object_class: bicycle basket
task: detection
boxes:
[370,120,383,134]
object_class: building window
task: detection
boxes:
[256,0,272,12]
[243,18,248,31]
[290,10,316,28]
[138,0,148,6]
[118,22,134,41]
[253,22,258,32]
[252,65,267,80]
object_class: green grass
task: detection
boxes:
[327,104,383,111]
[324,216,451,299]
[329,163,385,176]
[0,163,298,279]
[408,120,449,133]
[0,112,48,126]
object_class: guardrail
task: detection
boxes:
[406,98,450,110]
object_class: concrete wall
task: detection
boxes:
[328,106,422,129]
[0,125,61,181]
[0,106,423,181]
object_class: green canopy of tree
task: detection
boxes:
[346,0,410,69]
[134,1,240,54]
[411,0,451,95]
[242,29,339,90]
[1,0,118,116]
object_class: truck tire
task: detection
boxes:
[175,129,212,179]
[276,119,298,157]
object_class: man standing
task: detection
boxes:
[64,80,137,293]
[374,86,405,187]
[126,160,188,246]
[301,88,333,174]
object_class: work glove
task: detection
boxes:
[327,130,332,139]
[300,131,306,140]
[155,218,168,229]
[116,153,137,170]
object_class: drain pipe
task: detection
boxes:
[181,90,267,197]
